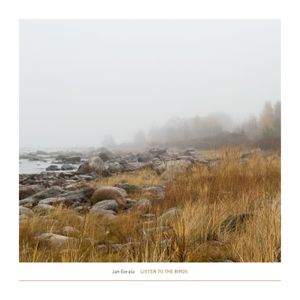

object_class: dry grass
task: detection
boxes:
[19,148,281,262]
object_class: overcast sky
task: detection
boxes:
[20,20,280,149]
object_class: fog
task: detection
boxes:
[20,20,280,149]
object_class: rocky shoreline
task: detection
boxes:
[19,147,265,260]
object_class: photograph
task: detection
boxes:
[19,19,281,263]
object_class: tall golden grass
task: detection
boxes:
[19,148,280,262]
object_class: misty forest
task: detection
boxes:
[19,20,280,262]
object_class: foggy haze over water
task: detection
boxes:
[20,20,280,149]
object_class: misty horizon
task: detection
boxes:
[20,20,280,149]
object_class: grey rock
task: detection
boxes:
[38,188,95,207]
[98,149,114,162]
[121,162,145,172]
[90,186,127,206]
[77,156,104,175]
[33,203,55,214]
[35,233,78,249]
[19,206,33,217]
[61,164,75,171]
[90,200,118,212]
[19,186,65,207]
[46,165,60,171]
[19,184,43,200]
[114,183,141,194]
[107,162,123,173]
[38,197,66,206]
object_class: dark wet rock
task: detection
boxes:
[114,183,141,194]
[90,186,127,207]
[90,200,118,212]
[19,186,65,207]
[39,188,95,207]
[19,206,33,217]
[72,174,96,181]
[220,212,254,234]
[46,165,60,171]
[54,155,81,164]
[19,184,43,200]
[61,164,76,171]
[77,156,104,175]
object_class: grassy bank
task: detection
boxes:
[19,148,281,262]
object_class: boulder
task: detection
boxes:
[46,165,60,171]
[90,200,118,212]
[35,233,78,249]
[61,164,75,171]
[39,188,95,207]
[98,149,114,162]
[19,186,65,207]
[33,203,55,214]
[19,206,33,217]
[121,162,145,172]
[19,184,43,200]
[107,162,123,173]
[90,186,127,207]
[38,197,66,206]
[77,157,104,175]
[114,183,141,194]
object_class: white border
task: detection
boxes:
[1,0,300,297]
